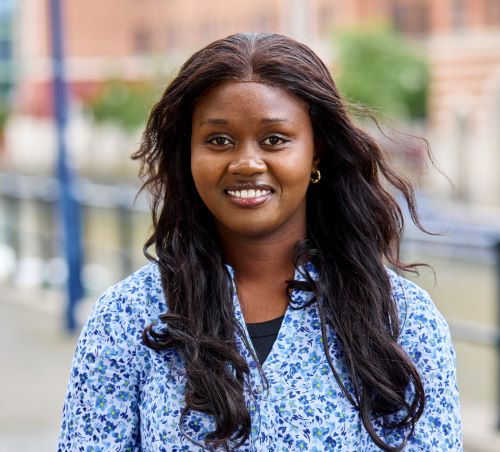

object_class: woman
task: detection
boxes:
[58,33,461,451]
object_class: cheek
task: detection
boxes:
[279,161,314,206]
[190,152,223,205]
[275,154,314,189]
[190,151,209,185]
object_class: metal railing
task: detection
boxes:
[1,170,500,427]
[0,171,148,278]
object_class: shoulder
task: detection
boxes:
[59,264,165,449]
[386,268,453,361]
[387,268,444,325]
[383,271,462,449]
[84,261,167,343]
[100,261,166,311]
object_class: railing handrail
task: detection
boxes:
[0,171,149,210]
[2,170,500,239]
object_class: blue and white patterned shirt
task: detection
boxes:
[58,262,462,451]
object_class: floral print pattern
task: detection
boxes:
[58,263,462,451]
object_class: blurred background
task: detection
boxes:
[0,0,499,451]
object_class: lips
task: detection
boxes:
[223,182,275,208]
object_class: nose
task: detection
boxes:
[227,143,267,176]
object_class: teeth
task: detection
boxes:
[227,189,271,199]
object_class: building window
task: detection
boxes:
[485,0,500,26]
[0,37,11,60]
[0,0,14,101]
[254,13,272,32]
[452,0,467,31]
[391,1,429,37]
[319,4,335,34]
[200,19,215,41]
[166,26,180,51]
[133,28,152,55]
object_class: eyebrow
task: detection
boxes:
[199,117,291,128]
[260,117,291,125]
[199,118,229,127]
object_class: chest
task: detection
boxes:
[138,307,367,451]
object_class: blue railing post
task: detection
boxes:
[4,178,20,274]
[48,0,83,332]
[495,240,500,430]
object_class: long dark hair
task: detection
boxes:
[133,33,426,451]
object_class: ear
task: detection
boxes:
[313,137,324,168]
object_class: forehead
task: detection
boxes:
[192,81,310,124]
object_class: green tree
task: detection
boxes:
[334,27,429,120]
[0,105,7,131]
[88,79,161,131]
[0,103,8,144]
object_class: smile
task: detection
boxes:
[226,189,271,198]
[224,187,274,207]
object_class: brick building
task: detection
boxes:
[14,0,311,116]
[322,0,500,203]
[7,0,500,203]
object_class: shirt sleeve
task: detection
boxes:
[58,290,142,452]
[385,278,463,450]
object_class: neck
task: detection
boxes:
[218,224,305,283]
[216,215,307,322]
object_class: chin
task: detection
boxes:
[217,220,276,239]
[227,227,273,239]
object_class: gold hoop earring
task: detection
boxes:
[310,169,321,184]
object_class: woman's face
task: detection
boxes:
[191,81,318,240]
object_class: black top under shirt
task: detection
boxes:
[245,315,285,365]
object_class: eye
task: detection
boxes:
[207,136,232,146]
[261,135,288,146]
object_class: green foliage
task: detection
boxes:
[88,79,161,130]
[334,27,429,120]
[0,103,8,133]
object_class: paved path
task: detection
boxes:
[1,284,500,451]
[0,286,91,452]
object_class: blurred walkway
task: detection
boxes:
[462,402,500,452]
[1,285,500,451]
[0,286,91,452]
